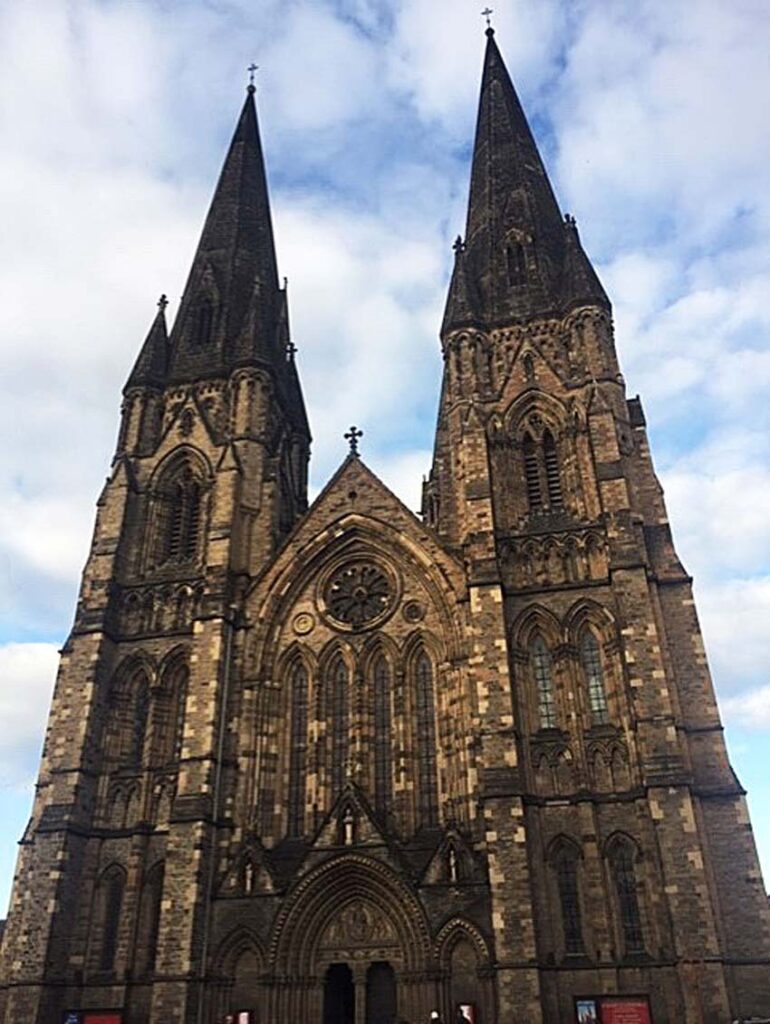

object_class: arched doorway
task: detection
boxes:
[324,962,355,1024]
[366,961,396,1024]
[269,855,433,1021]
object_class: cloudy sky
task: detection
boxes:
[1,0,769,912]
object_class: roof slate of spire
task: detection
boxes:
[124,301,169,392]
[166,86,282,382]
[443,29,609,334]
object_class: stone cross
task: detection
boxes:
[344,425,363,456]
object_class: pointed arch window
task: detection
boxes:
[553,845,583,955]
[135,862,164,976]
[610,841,644,954]
[415,651,438,826]
[288,663,309,836]
[154,462,205,568]
[167,469,202,562]
[373,655,393,816]
[543,430,563,508]
[94,865,125,972]
[521,425,564,515]
[148,663,188,768]
[109,670,149,768]
[330,658,349,798]
[531,635,557,728]
[522,432,542,510]
[580,631,609,724]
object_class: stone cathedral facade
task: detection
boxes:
[1,28,769,1024]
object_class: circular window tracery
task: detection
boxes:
[323,561,395,630]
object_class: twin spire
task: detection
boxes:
[127,30,608,397]
[126,85,283,391]
[443,29,608,334]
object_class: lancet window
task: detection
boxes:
[373,654,393,815]
[522,428,563,513]
[553,844,583,955]
[288,663,309,836]
[543,430,563,507]
[580,631,609,724]
[609,840,644,954]
[93,865,125,972]
[531,635,557,728]
[108,669,149,768]
[135,862,164,976]
[153,460,206,568]
[148,662,188,768]
[415,651,439,826]
[330,657,349,798]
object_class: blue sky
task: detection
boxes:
[1,0,769,912]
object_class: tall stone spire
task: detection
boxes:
[166,84,283,382]
[442,28,608,333]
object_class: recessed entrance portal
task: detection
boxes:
[323,962,355,1024]
[366,961,397,1024]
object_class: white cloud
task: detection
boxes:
[0,643,59,787]
[722,685,770,731]
[1,0,770,890]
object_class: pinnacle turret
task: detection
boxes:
[124,295,169,392]
[443,30,609,333]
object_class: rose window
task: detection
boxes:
[324,562,393,629]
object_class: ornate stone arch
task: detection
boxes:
[435,918,493,1024]
[211,925,266,1021]
[213,924,266,977]
[435,916,491,968]
[503,388,568,442]
[249,515,465,679]
[564,597,616,641]
[511,604,562,651]
[269,854,431,975]
[145,445,213,571]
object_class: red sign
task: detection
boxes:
[83,1015,122,1024]
[601,999,652,1024]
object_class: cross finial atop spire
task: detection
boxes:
[344,425,363,456]
[481,6,494,32]
[157,293,168,312]
[247,62,258,94]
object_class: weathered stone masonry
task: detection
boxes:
[1,27,769,1024]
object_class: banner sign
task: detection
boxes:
[601,1000,652,1024]
[575,995,652,1024]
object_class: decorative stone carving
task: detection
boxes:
[319,900,396,950]
[322,561,395,630]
